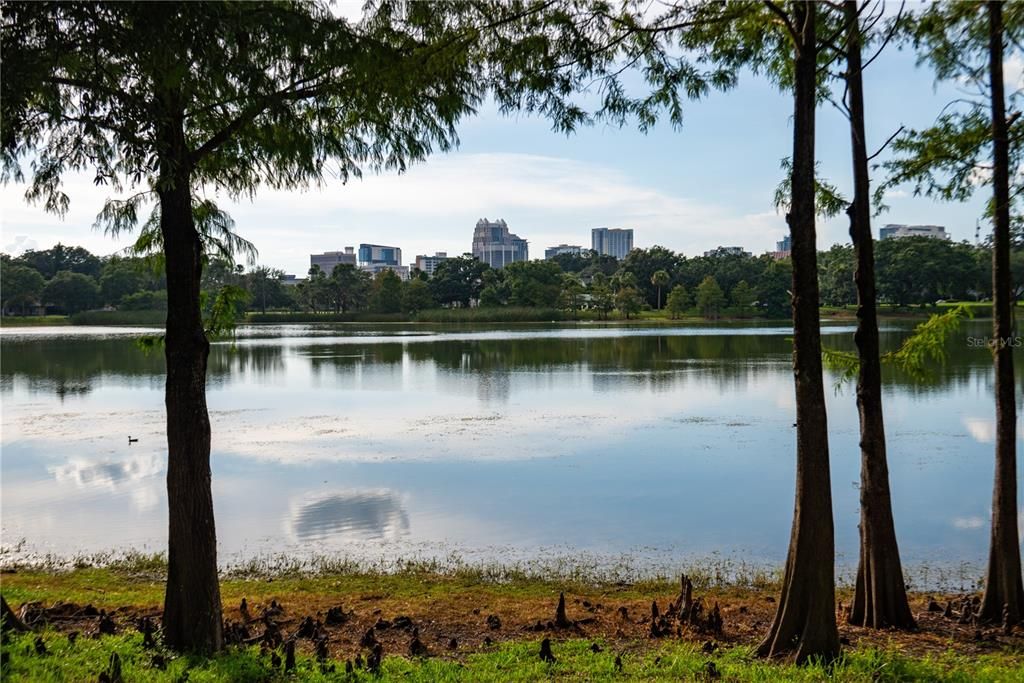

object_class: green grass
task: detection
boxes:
[2,632,1020,682]
[0,315,70,327]
[69,310,166,326]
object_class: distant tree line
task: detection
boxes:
[3,237,1016,319]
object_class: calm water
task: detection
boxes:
[1,321,1020,583]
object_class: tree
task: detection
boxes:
[371,269,403,314]
[329,264,369,314]
[100,257,147,307]
[245,266,289,314]
[589,273,615,320]
[818,244,856,307]
[2,2,491,652]
[403,278,434,314]
[651,269,670,310]
[1,262,44,314]
[761,3,840,659]
[506,259,563,308]
[757,259,792,319]
[695,275,725,319]
[838,0,914,630]
[887,0,1024,626]
[430,256,489,308]
[620,246,679,307]
[730,279,755,314]
[560,273,585,318]
[15,243,101,279]
[42,270,100,314]
[665,284,690,319]
[614,285,642,319]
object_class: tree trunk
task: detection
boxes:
[757,1,839,663]
[843,0,915,631]
[158,110,223,653]
[980,0,1024,626]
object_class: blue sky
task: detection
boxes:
[1,32,1014,276]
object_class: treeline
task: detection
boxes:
[3,237,1014,320]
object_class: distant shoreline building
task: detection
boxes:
[415,252,449,277]
[772,235,792,260]
[591,227,633,259]
[544,244,582,260]
[703,246,751,258]
[358,243,402,266]
[879,224,950,240]
[310,248,356,274]
[472,218,528,268]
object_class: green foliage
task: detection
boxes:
[823,304,973,384]
[730,280,755,311]
[773,158,849,219]
[880,2,1024,212]
[429,256,488,308]
[665,284,691,319]
[695,275,726,319]
[1,262,45,312]
[41,270,100,314]
[14,243,101,279]
[403,278,435,314]
[505,260,563,308]
[560,273,585,317]
[371,269,404,314]
[588,273,615,320]
[818,244,857,307]
[614,285,643,319]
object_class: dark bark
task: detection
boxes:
[843,0,915,631]
[158,105,223,652]
[980,0,1024,626]
[757,2,840,663]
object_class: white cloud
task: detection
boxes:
[952,516,985,530]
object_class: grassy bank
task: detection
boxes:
[0,315,71,327]
[2,562,1021,681]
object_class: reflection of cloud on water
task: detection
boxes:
[289,490,410,542]
[49,455,163,512]
[963,418,996,444]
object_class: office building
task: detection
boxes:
[310,248,356,274]
[358,243,402,266]
[591,227,633,259]
[703,246,751,258]
[414,252,449,277]
[471,218,528,268]
[360,263,410,280]
[879,224,950,240]
[772,235,792,260]
[544,244,583,260]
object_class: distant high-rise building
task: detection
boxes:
[471,218,528,268]
[415,252,449,277]
[591,228,633,259]
[703,246,752,258]
[310,248,356,274]
[358,243,402,266]
[879,224,950,240]
[544,244,583,260]
[772,235,792,260]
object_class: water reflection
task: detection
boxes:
[1,320,1021,578]
[289,490,410,541]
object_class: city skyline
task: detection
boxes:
[2,36,1006,276]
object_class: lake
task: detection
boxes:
[1,320,1019,587]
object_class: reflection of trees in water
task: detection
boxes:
[0,338,283,395]
[289,490,409,541]
[5,321,1017,398]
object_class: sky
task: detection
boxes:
[2,19,1018,277]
